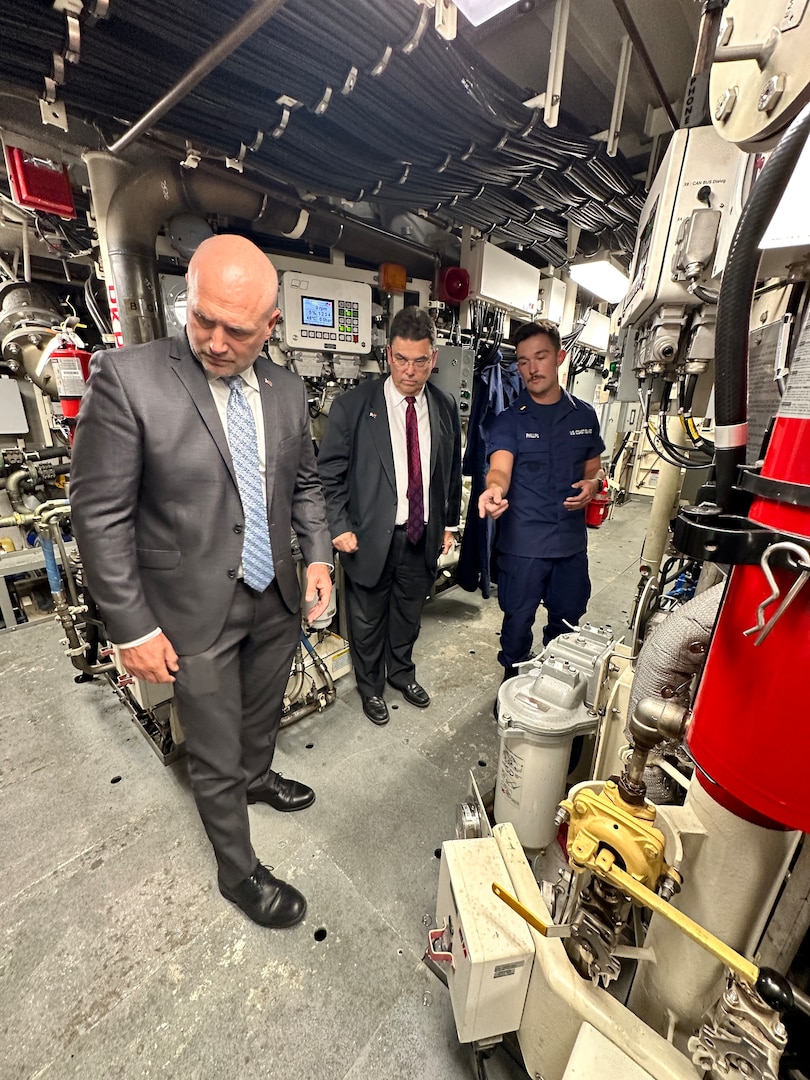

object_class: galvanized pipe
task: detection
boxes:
[108,0,288,154]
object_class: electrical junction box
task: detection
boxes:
[430,344,474,418]
[435,837,534,1043]
[279,272,372,354]
[538,276,567,324]
[466,241,540,317]
[576,309,611,354]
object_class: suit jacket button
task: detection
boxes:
[233,524,243,534]
[227,568,237,579]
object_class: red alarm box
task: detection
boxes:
[4,145,76,218]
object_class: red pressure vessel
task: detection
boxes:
[585,481,612,528]
[50,344,92,441]
[687,393,810,831]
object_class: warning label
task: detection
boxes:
[779,323,810,419]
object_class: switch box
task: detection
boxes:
[434,837,534,1043]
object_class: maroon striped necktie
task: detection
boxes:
[405,395,425,543]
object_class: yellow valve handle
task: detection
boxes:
[492,882,570,939]
[594,851,759,985]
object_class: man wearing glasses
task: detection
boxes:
[318,307,462,725]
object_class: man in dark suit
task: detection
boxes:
[318,307,461,726]
[70,235,333,929]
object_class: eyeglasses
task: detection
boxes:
[389,352,434,369]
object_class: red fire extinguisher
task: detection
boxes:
[49,338,92,443]
[585,478,611,528]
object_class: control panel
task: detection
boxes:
[279,272,372,354]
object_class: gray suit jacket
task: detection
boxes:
[70,334,332,654]
[317,378,462,589]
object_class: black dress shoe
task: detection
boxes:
[362,695,389,725]
[389,681,430,708]
[247,773,315,812]
[219,862,306,928]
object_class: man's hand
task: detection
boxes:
[119,633,179,684]
[478,484,509,520]
[304,563,333,624]
[441,529,455,556]
[564,477,600,511]
[332,531,358,553]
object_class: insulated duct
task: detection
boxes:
[84,153,343,344]
[627,581,723,739]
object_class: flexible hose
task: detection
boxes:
[715,102,810,508]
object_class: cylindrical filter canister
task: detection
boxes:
[494,665,596,849]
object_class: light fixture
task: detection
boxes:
[453,0,519,27]
[568,253,630,305]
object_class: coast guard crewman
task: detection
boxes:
[478,319,605,679]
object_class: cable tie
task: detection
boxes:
[64,11,81,64]
[342,66,358,95]
[398,162,411,184]
[314,87,332,116]
[494,132,508,151]
[460,142,476,161]
[519,110,540,138]
[400,6,430,54]
[471,184,486,200]
[180,145,201,169]
[371,179,383,195]
[370,45,393,78]
[51,52,66,87]
[272,106,291,139]
[245,130,263,152]
[43,75,59,106]
[437,152,451,173]
[225,157,244,173]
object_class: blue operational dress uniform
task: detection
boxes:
[486,387,605,666]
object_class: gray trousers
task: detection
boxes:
[172,579,299,887]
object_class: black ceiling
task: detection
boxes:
[1,0,660,268]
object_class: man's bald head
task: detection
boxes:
[185,235,281,377]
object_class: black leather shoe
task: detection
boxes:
[247,773,315,812]
[219,862,306,928]
[362,695,389,725]
[390,681,430,708]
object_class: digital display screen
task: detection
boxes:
[301,296,334,328]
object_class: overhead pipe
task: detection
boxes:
[84,153,343,344]
[609,0,679,131]
[108,0,289,155]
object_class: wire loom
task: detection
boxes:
[0,0,644,266]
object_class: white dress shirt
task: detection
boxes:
[384,376,431,527]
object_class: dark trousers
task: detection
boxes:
[172,579,299,887]
[344,528,434,697]
[496,550,590,667]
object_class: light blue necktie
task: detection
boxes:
[223,375,275,592]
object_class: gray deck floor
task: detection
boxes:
[0,497,651,1080]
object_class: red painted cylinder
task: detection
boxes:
[585,482,611,528]
[50,345,92,442]
[687,401,810,831]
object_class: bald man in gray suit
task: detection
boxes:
[70,235,332,929]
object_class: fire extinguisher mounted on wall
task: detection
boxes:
[42,316,92,444]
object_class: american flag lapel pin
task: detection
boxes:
[264,378,273,387]
[370,411,377,419]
